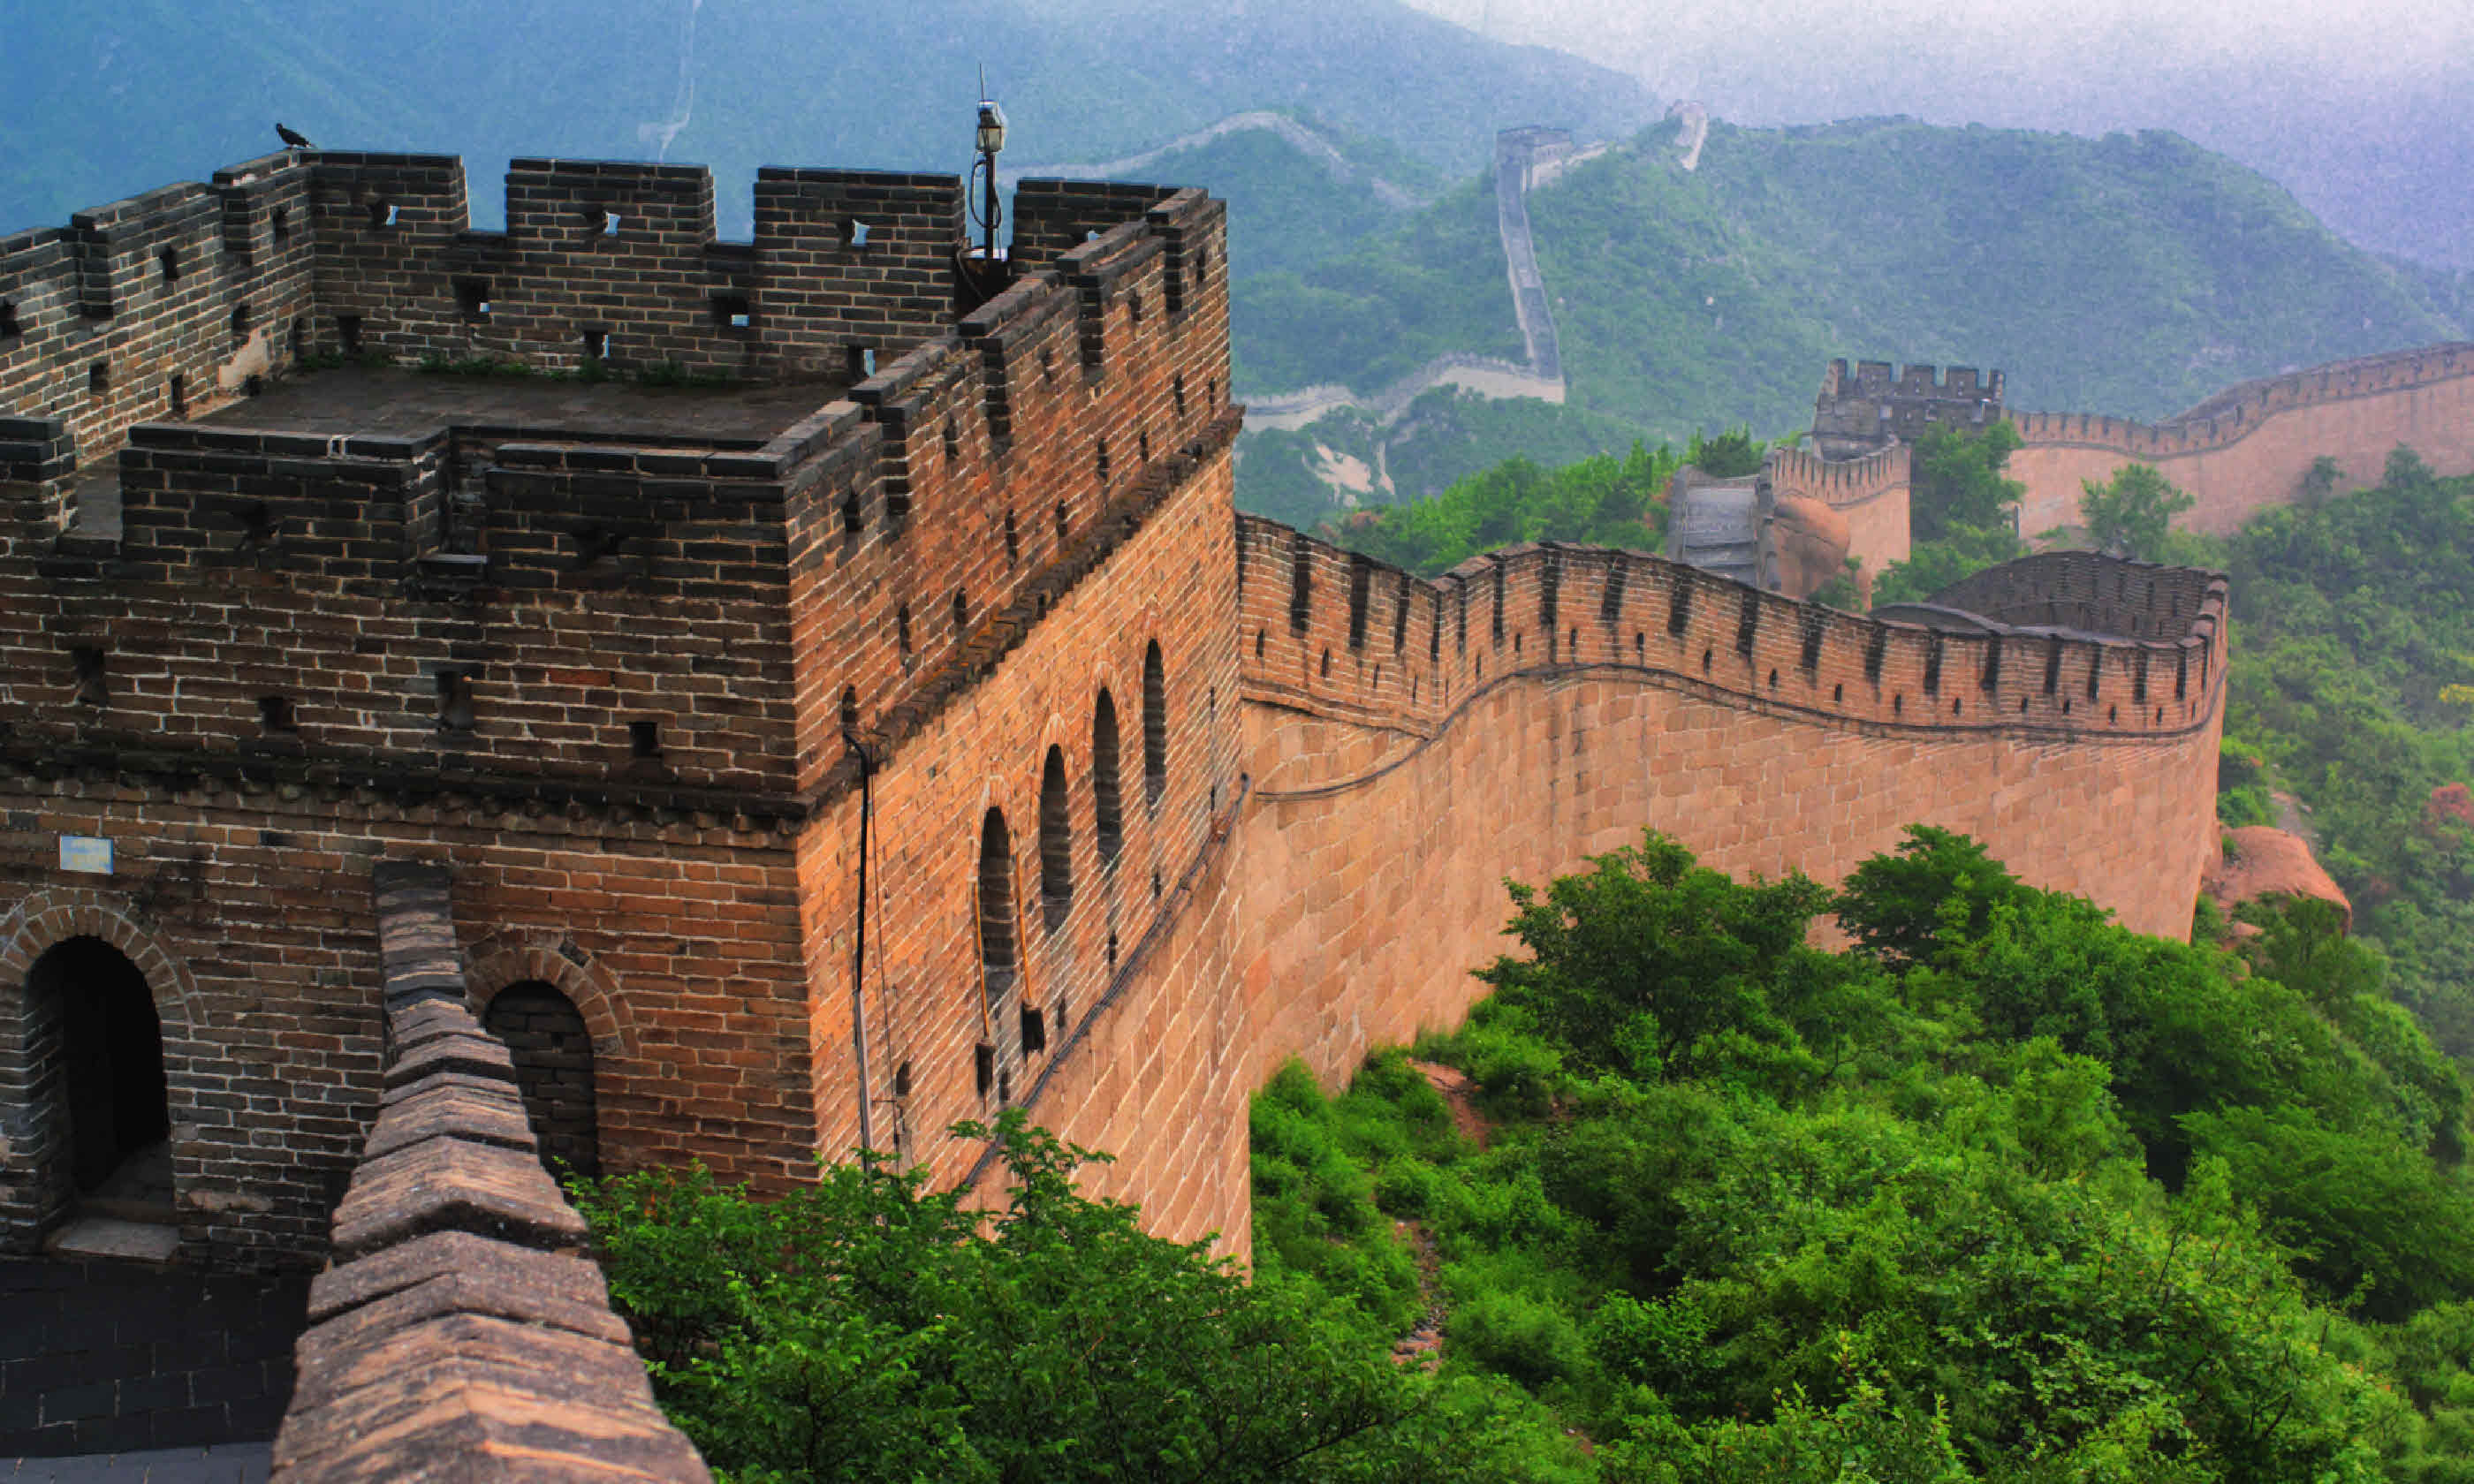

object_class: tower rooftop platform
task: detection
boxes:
[195,366,848,446]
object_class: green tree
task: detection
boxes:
[2079,463,2196,560]
[1685,427,1765,479]
[1909,422,2025,543]
[2298,454,2343,509]
[576,1114,1537,1482]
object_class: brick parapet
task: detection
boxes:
[800,434,1248,1216]
[2006,342,2474,535]
[268,860,710,1483]
[1238,518,2227,776]
[2010,342,2474,461]
[1812,358,2006,458]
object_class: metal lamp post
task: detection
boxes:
[972,94,1006,266]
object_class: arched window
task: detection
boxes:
[482,980,598,1177]
[978,809,1017,1003]
[1040,746,1073,929]
[1142,640,1167,808]
[1093,691,1124,863]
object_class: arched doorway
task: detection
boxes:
[28,936,171,1214]
[482,980,600,1178]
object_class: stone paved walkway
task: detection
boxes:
[0,1259,307,1459]
[1,1443,269,1481]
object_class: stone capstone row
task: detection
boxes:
[268,860,709,1482]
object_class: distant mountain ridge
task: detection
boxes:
[0,0,1658,238]
[1225,114,2474,515]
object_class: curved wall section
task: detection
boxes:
[2009,343,2474,535]
[1224,527,2227,1124]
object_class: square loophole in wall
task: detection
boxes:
[710,293,753,333]
[454,278,493,322]
[581,327,611,361]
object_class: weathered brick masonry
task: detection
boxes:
[4,144,2228,1474]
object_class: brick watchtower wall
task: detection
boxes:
[2007,343,2474,536]
[1811,359,2005,462]
[791,186,1246,1245]
[0,147,1237,1271]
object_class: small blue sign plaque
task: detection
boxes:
[58,836,111,874]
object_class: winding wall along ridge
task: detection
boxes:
[2009,341,2474,534]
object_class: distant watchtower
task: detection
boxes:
[1812,359,2005,459]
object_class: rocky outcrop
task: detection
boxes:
[2201,826,2352,934]
[1765,493,1852,601]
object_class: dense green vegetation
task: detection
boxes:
[2208,458,2474,1071]
[1231,115,2467,522]
[1080,115,1441,281]
[1330,442,1678,576]
[574,1117,1566,1481]
[1256,828,2474,1479]
[1231,172,1525,397]
[578,822,2474,1478]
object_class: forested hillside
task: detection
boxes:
[1233,117,2471,519]
[2211,461,2474,1071]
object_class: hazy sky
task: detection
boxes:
[1404,0,2473,102]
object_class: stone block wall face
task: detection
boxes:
[1,150,321,513]
[24,428,799,796]
[2008,344,2474,535]
[787,190,1231,794]
[797,440,1247,1237]
[1229,662,2221,1102]
[752,170,966,380]
[1234,520,2224,760]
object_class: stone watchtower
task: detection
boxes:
[1812,358,2005,460]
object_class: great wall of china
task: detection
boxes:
[2007,343,2474,534]
[0,144,2232,1473]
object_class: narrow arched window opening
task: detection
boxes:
[482,980,599,1177]
[1040,746,1073,929]
[1093,690,1124,864]
[978,809,1017,1004]
[31,937,169,1208]
[1142,640,1167,808]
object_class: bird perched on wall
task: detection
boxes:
[276,124,315,150]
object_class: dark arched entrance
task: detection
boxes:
[482,980,600,1178]
[29,936,171,1208]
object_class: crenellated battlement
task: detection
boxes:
[1236,514,2224,779]
[1812,356,2007,460]
[0,148,1232,815]
[2004,341,2474,537]
[2008,342,2474,459]
[1764,442,1908,506]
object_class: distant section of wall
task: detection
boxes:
[1223,531,2224,1104]
[2010,343,2474,535]
[1812,359,2005,461]
[1764,443,1910,577]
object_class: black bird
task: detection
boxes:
[276,123,315,150]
